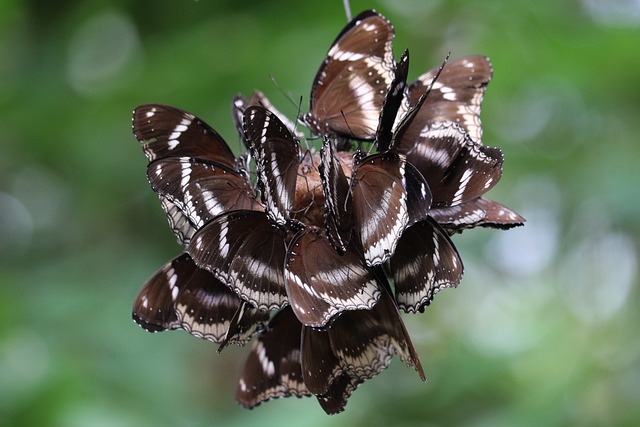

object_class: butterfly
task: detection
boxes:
[304,288,424,413]
[303,9,397,140]
[235,307,367,414]
[349,150,432,266]
[284,226,381,327]
[318,136,353,253]
[236,308,311,409]
[243,105,301,227]
[132,253,268,345]
[389,217,464,312]
[237,290,424,414]
[397,120,524,232]
[132,104,260,245]
[389,56,525,232]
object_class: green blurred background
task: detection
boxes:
[1,0,639,426]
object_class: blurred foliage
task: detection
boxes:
[1,0,639,426]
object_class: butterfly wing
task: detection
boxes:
[390,218,464,312]
[405,55,493,145]
[401,122,504,206]
[147,158,259,243]
[375,49,410,153]
[301,325,343,395]
[315,374,361,415]
[155,197,197,245]
[351,152,409,266]
[133,104,237,168]
[236,308,311,408]
[404,161,433,227]
[430,196,525,233]
[188,210,289,310]
[328,289,425,380]
[285,227,381,327]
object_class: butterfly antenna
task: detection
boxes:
[423,51,451,100]
[392,52,452,148]
[291,154,319,225]
[295,95,306,143]
[339,109,359,145]
[269,73,309,143]
[269,73,300,113]
[299,147,315,171]
[343,0,352,21]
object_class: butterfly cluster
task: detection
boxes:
[131,10,524,415]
